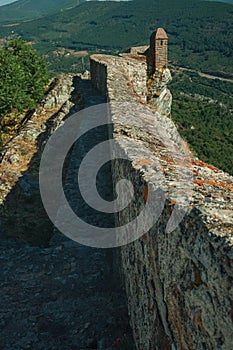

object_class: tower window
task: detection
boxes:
[160,40,163,46]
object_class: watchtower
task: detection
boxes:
[147,27,168,76]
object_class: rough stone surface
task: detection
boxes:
[147,68,173,116]
[1,47,232,350]
[0,233,131,350]
[0,74,75,245]
[90,54,147,103]
[0,75,133,349]
[90,53,233,350]
[43,74,75,109]
[147,28,168,76]
[90,54,172,117]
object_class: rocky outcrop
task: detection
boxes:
[43,74,75,109]
[147,67,173,116]
[0,74,75,244]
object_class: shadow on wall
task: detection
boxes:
[0,77,81,246]
[0,112,62,246]
[0,76,112,247]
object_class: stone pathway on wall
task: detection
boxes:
[0,77,134,349]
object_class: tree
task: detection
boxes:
[8,38,49,103]
[0,38,49,132]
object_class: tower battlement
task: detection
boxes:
[147,27,168,76]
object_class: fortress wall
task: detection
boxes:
[90,54,233,350]
[90,54,148,102]
[90,57,108,97]
[155,40,168,69]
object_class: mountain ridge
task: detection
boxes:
[1,0,232,74]
[0,0,86,23]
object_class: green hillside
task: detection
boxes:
[0,0,232,174]
[170,71,233,175]
[0,0,85,23]
[207,0,233,3]
[0,0,232,74]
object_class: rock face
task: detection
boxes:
[0,74,75,245]
[147,67,173,116]
[90,53,233,350]
[43,74,75,109]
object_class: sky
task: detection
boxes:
[0,0,17,5]
[0,0,232,6]
[0,0,129,6]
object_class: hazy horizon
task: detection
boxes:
[0,0,233,7]
[0,0,17,5]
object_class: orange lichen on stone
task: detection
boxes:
[169,200,177,206]
[217,181,233,192]
[189,271,203,290]
[135,159,154,166]
[160,156,175,164]
[191,159,205,167]
[143,186,149,203]
[206,164,219,171]
[194,179,233,192]
[194,179,205,186]
[191,159,219,172]
[127,82,134,88]
[176,160,193,168]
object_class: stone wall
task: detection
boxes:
[0,74,75,245]
[90,54,233,350]
[90,54,147,103]
[147,32,168,76]
[155,38,168,70]
[90,54,173,117]
[90,58,108,97]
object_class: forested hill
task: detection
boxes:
[0,0,232,74]
[0,0,86,23]
[0,0,232,175]
[206,0,233,3]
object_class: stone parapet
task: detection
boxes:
[90,54,233,350]
[90,54,147,103]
